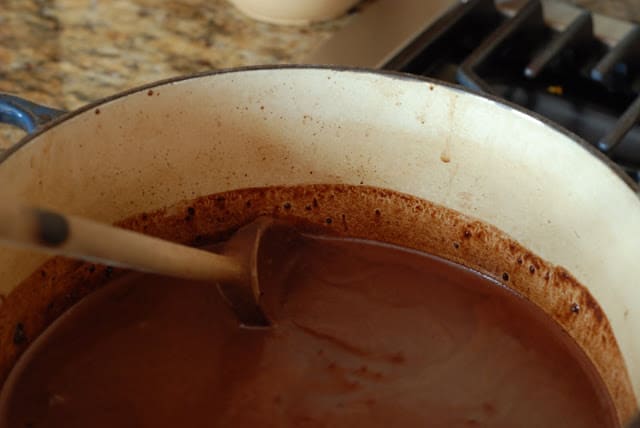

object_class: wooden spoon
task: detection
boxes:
[0,200,288,328]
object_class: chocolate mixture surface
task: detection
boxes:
[0,235,616,427]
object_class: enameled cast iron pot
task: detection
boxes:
[0,67,639,424]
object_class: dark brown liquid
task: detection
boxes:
[0,236,616,427]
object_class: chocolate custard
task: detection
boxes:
[0,235,616,427]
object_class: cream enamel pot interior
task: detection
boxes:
[0,67,639,423]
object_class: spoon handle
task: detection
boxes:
[0,201,243,282]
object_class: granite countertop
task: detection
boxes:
[1,0,638,148]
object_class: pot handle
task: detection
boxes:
[0,93,66,134]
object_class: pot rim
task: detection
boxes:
[2,64,637,195]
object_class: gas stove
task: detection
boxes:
[304,0,640,182]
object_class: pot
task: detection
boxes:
[0,66,639,424]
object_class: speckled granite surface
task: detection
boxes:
[1,0,638,148]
